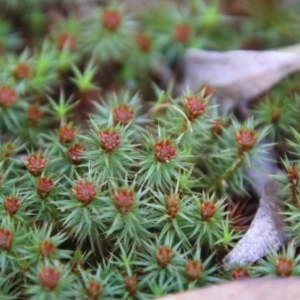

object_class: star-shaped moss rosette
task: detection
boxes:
[136,126,193,190]
[0,73,28,134]
[55,173,107,251]
[101,179,152,250]
[79,5,137,63]
[92,91,148,139]
[140,1,211,64]
[25,260,78,300]
[81,116,139,185]
[253,241,300,278]
[252,95,298,142]
[49,15,82,71]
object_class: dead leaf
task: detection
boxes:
[223,179,287,269]
[155,278,300,300]
[181,48,300,113]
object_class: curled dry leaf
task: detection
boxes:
[155,278,300,300]
[223,179,287,269]
[181,48,300,113]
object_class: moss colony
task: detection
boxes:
[0,0,300,299]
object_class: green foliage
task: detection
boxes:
[0,0,299,299]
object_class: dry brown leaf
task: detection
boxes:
[155,278,300,300]
[181,48,300,113]
[223,179,287,269]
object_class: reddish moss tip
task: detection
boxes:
[86,281,102,299]
[27,106,43,124]
[72,180,97,206]
[186,261,203,281]
[136,34,152,52]
[173,23,191,43]
[37,177,54,198]
[113,105,134,125]
[14,63,31,80]
[114,189,135,215]
[185,96,207,120]
[235,129,257,152]
[231,267,250,280]
[39,241,56,258]
[125,276,137,296]
[24,154,48,176]
[287,164,299,184]
[4,196,20,217]
[200,202,216,221]
[38,267,60,291]
[0,228,13,251]
[156,246,173,268]
[59,124,77,144]
[102,10,122,31]
[165,195,180,219]
[57,33,76,51]
[275,258,293,277]
[99,129,121,153]
[67,144,85,165]
[155,140,176,163]
[0,86,18,107]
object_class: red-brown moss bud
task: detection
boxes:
[4,196,20,217]
[57,33,76,51]
[185,96,207,120]
[136,34,151,52]
[72,180,97,206]
[67,144,85,165]
[59,124,77,144]
[102,10,122,31]
[156,246,173,268]
[235,129,257,152]
[174,23,191,43]
[39,241,56,258]
[37,177,54,198]
[125,276,137,296]
[0,86,18,107]
[200,202,217,221]
[0,228,13,251]
[24,153,48,176]
[186,261,203,281]
[155,140,176,163]
[27,106,43,124]
[275,258,293,277]
[113,105,134,125]
[114,189,135,215]
[38,268,60,291]
[231,267,250,280]
[13,63,31,80]
[287,164,299,184]
[99,129,121,153]
[165,194,180,219]
[86,281,102,300]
